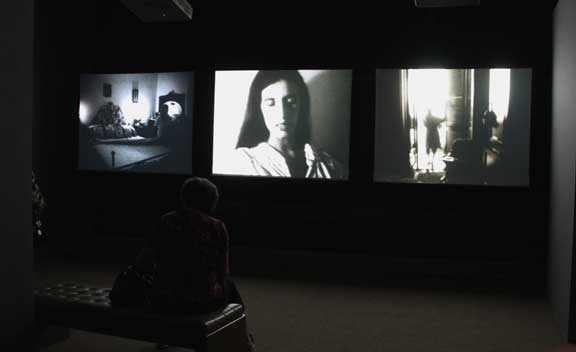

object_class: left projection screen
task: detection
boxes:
[77,71,194,175]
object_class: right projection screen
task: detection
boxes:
[373,68,532,186]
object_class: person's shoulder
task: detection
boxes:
[158,211,180,229]
[160,210,179,221]
[185,208,223,226]
[234,146,251,156]
[235,143,267,157]
[199,213,229,240]
[229,144,268,176]
[206,212,227,227]
[200,211,222,224]
[233,146,259,164]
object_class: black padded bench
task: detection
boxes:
[35,282,247,351]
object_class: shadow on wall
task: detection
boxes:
[307,70,352,172]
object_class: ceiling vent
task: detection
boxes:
[120,0,193,22]
[414,0,480,7]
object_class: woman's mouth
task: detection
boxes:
[276,123,289,130]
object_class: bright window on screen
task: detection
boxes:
[406,69,450,172]
[212,69,352,180]
[374,68,531,186]
[489,69,511,124]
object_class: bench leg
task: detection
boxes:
[205,314,248,352]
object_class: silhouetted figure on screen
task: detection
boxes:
[110,177,256,351]
[479,110,499,149]
[423,109,445,171]
[156,104,176,145]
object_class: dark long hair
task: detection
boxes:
[235,70,310,150]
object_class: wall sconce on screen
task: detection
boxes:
[132,81,139,103]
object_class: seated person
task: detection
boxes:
[110,177,255,351]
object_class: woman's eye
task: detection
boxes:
[263,99,275,107]
[285,97,297,106]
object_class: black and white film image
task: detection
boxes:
[374,68,532,186]
[77,72,194,174]
[212,70,352,179]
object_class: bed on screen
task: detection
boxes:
[86,102,169,171]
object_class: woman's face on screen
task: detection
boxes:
[260,79,300,141]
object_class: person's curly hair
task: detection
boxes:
[180,177,219,213]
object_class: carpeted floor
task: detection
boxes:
[35,246,563,352]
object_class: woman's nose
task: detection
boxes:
[280,103,291,120]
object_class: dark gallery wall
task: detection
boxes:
[0,0,33,349]
[35,2,553,268]
[550,0,576,342]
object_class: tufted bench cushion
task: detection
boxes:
[35,282,247,351]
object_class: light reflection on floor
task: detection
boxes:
[93,144,170,169]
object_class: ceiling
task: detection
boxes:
[38,0,559,29]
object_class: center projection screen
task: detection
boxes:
[212,69,352,180]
